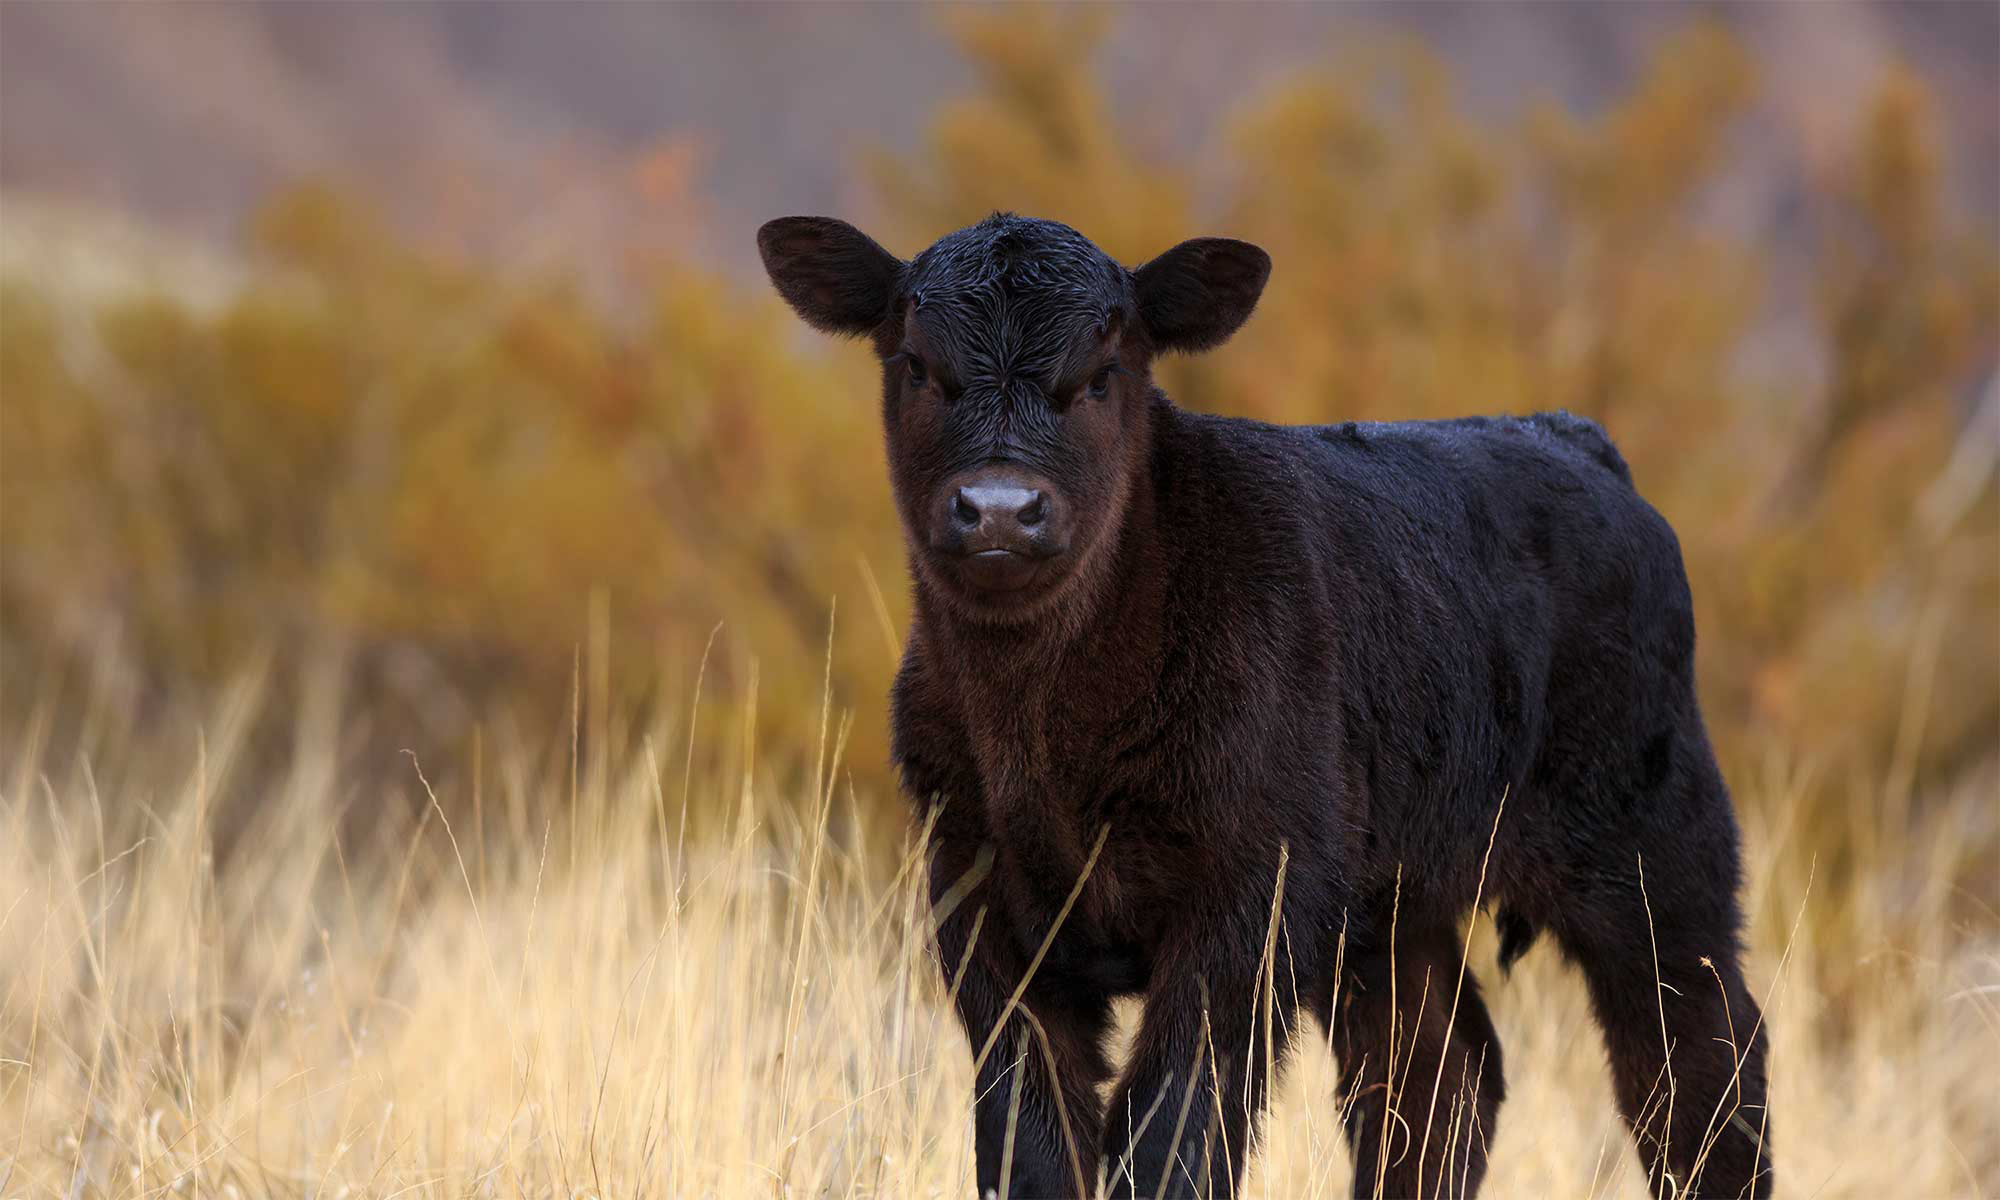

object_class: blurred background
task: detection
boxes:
[3,7,1998,1195]
[2,1,1995,841]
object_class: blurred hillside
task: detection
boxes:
[4,2,1995,284]
[1,7,1996,841]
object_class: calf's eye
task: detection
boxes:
[905,357,929,388]
[1087,366,1115,399]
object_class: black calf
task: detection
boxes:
[760,212,1772,1198]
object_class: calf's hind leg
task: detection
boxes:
[1318,925,1506,1199]
[1553,757,1773,1198]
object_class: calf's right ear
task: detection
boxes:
[757,217,904,337]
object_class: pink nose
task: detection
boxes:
[952,483,1047,547]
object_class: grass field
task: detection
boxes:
[2,670,1995,1199]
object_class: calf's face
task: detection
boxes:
[758,214,1269,622]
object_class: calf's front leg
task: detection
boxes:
[930,839,1115,1199]
[1101,897,1302,1199]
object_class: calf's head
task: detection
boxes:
[758,213,1268,622]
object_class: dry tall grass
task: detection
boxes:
[1,664,1995,1199]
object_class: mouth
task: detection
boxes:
[956,548,1046,594]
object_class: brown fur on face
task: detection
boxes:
[889,335,1151,629]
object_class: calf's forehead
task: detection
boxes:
[903,217,1131,382]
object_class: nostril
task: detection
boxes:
[1017,492,1047,527]
[952,491,981,527]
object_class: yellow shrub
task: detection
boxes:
[1,17,1992,836]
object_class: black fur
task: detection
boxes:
[1495,904,1539,975]
[760,213,1773,1200]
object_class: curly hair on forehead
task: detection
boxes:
[903,214,1132,388]
[908,212,1124,293]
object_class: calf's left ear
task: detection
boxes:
[1133,237,1272,354]
[757,216,904,337]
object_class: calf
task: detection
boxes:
[759,213,1772,1199]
